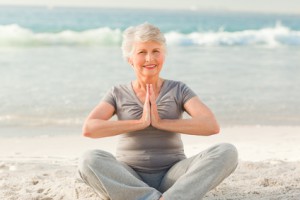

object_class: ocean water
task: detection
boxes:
[1,6,300,136]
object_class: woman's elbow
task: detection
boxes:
[204,121,220,136]
[82,130,98,138]
[82,131,92,138]
[82,124,93,138]
[208,114,220,134]
[211,125,220,135]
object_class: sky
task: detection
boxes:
[0,0,299,14]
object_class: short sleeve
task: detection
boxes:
[180,82,197,105]
[101,86,117,109]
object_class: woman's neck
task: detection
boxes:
[133,77,164,92]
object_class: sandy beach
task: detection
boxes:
[0,126,300,199]
[1,3,300,200]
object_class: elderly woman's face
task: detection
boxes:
[129,41,165,78]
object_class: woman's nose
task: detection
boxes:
[145,53,152,62]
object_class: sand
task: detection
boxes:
[1,126,300,199]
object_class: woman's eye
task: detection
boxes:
[138,51,146,54]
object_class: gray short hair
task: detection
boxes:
[121,23,166,60]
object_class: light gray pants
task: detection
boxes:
[78,143,238,200]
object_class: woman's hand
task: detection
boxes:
[149,84,161,128]
[140,84,151,128]
[143,84,219,136]
[138,84,161,129]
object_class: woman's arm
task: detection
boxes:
[150,89,220,136]
[83,98,151,138]
[82,87,151,138]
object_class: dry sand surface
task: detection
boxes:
[0,126,300,199]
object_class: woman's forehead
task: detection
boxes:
[133,41,163,49]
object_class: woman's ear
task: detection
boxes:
[127,58,133,67]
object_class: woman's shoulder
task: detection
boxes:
[106,82,132,96]
[163,79,195,94]
[110,82,130,90]
[163,79,188,88]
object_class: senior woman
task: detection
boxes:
[78,23,238,200]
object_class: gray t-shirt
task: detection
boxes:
[102,79,197,172]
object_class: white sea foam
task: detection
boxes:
[0,24,122,47]
[0,23,299,47]
[166,22,300,47]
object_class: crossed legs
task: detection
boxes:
[78,143,238,200]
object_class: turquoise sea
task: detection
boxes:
[1,6,300,136]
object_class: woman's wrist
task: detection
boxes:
[137,118,150,130]
[151,117,162,129]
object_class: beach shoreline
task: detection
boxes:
[1,125,299,162]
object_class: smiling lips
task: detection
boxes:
[143,64,156,70]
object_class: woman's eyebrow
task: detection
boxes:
[136,47,161,51]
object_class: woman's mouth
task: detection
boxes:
[143,64,156,70]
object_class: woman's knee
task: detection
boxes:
[216,143,238,165]
[78,149,114,173]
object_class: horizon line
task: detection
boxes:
[0,3,299,15]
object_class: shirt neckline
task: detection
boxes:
[129,79,168,107]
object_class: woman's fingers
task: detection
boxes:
[148,84,161,127]
[140,84,161,128]
[149,84,155,104]
[146,84,150,103]
[146,84,150,115]
[142,84,151,126]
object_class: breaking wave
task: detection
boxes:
[1,22,299,47]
